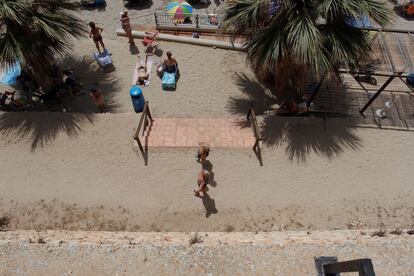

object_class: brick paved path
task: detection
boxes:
[144,118,255,148]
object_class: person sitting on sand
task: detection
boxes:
[137,55,150,86]
[196,142,210,163]
[163,51,178,73]
[120,11,134,45]
[89,22,105,53]
[90,88,105,113]
[194,170,210,197]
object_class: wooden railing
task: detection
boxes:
[247,105,263,166]
[133,101,153,165]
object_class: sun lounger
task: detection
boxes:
[132,55,154,87]
[93,48,113,70]
[162,71,176,90]
[0,63,21,85]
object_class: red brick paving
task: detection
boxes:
[144,118,255,148]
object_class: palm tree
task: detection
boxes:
[0,0,86,86]
[223,0,391,96]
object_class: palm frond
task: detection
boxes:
[223,0,271,34]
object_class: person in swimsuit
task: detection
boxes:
[163,51,178,73]
[196,142,210,163]
[194,170,210,197]
[120,11,134,44]
[137,55,149,86]
[89,22,105,53]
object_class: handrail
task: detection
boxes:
[247,105,262,141]
[134,101,152,140]
[247,105,263,166]
[134,101,153,165]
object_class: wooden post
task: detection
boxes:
[196,14,199,28]
[154,13,158,26]
[359,73,401,115]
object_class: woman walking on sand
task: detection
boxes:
[89,22,105,53]
[120,11,134,45]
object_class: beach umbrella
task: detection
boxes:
[166,1,193,20]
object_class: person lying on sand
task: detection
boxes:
[137,55,150,86]
[196,142,210,163]
[89,22,105,53]
[194,170,210,197]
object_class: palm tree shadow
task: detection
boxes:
[196,192,218,218]
[228,72,362,163]
[0,54,123,151]
[261,115,362,163]
[227,72,279,116]
[0,111,95,151]
[57,55,122,113]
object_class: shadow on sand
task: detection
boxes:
[0,55,121,151]
[201,160,217,187]
[227,73,362,163]
[196,192,218,218]
[0,112,95,151]
[124,0,153,10]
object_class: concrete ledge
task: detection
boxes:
[1,230,413,275]
[116,28,244,51]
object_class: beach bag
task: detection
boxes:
[162,72,176,90]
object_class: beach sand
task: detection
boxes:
[0,0,413,237]
[0,112,413,232]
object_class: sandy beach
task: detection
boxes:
[1,0,414,274]
[1,112,414,232]
[0,0,414,232]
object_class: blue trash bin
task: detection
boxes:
[130,85,145,113]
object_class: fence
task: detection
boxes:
[133,101,153,165]
[247,105,263,166]
[154,12,222,32]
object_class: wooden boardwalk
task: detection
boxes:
[143,118,255,148]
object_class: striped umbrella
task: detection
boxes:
[166,1,193,20]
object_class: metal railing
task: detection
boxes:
[134,101,153,165]
[247,105,263,166]
[154,12,222,31]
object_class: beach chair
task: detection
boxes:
[142,32,159,48]
[93,48,114,71]
[162,71,176,90]
[132,55,154,87]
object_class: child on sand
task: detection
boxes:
[90,88,105,112]
[89,22,105,53]
[194,170,210,197]
[196,142,210,163]
[120,11,134,44]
